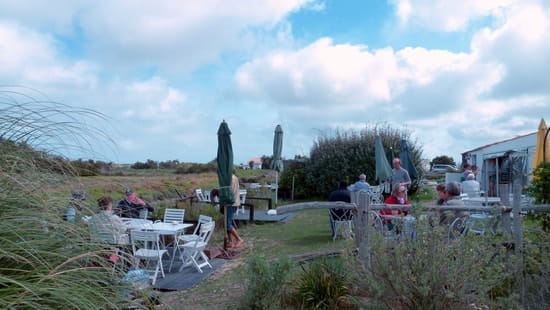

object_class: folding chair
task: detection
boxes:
[329,208,354,240]
[179,221,215,273]
[130,230,168,285]
[163,208,185,224]
[169,214,213,271]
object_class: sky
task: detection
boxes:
[1,0,549,165]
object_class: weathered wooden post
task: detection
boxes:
[352,191,371,268]
[512,184,525,304]
[499,184,512,234]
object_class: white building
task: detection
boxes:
[461,132,537,197]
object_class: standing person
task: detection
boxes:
[350,173,370,192]
[390,158,411,189]
[226,174,244,248]
[328,181,352,238]
[116,189,154,218]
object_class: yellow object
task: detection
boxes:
[533,118,550,171]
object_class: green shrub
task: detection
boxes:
[304,123,423,197]
[294,257,352,309]
[240,254,293,309]
[357,219,515,309]
[528,161,550,204]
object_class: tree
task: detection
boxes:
[301,123,424,197]
[528,162,550,204]
[431,155,456,167]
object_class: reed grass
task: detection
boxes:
[0,87,130,309]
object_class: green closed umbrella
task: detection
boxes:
[217,121,234,250]
[270,125,283,205]
[399,139,417,182]
[375,135,392,184]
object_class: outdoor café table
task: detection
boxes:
[121,218,153,231]
[149,222,193,254]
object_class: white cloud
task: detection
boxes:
[391,0,517,31]
[234,1,550,161]
[0,0,315,74]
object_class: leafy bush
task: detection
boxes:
[174,161,217,174]
[240,254,293,309]
[279,158,309,200]
[304,123,423,197]
[356,220,516,309]
[528,161,550,204]
[294,257,352,309]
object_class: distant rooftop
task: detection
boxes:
[462,131,537,154]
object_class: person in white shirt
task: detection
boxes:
[462,173,481,198]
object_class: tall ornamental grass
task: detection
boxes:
[0,87,129,309]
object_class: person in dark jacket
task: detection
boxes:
[328,181,352,238]
[116,188,154,218]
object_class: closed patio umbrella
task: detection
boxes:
[270,125,283,205]
[533,118,549,170]
[399,139,417,182]
[216,121,235,250]
[375,135,392,184]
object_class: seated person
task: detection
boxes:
[328,181,352,238]
[381,184,410,230]
[65,189,89,222]
[89,196,129,245]
[438,181,466,225]
[350,174,370,192]
[461,173,481,197]
[116,188,154,218]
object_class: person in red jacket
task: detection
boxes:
[381,184,410,230]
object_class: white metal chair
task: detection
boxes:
[236,189,247,215]
[369,186,384,204]
[130,230,168,285]
[194,189,210,203]
[169,214,213,271]
[163,208,185,224]
[329,208,354,240]
[178,221,215,273]
[89,216,129,246]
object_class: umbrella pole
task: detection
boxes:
[275,171,278,206]
[223,207,229,250]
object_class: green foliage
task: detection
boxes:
[70,158,112,176]
[303,124,423,197]
[279,158,309,199]
[240,254,293,310]
[528,161,550,204]
[431,155,456,167]
[294,258,352,309]
[357,220,516,309]
[174,161,217,174]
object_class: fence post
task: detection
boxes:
[499,184,512,234]
[354,191,370,269]
[512,184,525,304]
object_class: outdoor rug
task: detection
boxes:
[153,258,226,291]
[234,210,296,223]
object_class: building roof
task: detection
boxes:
[462,131,537,154]
[248,157,262,163]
